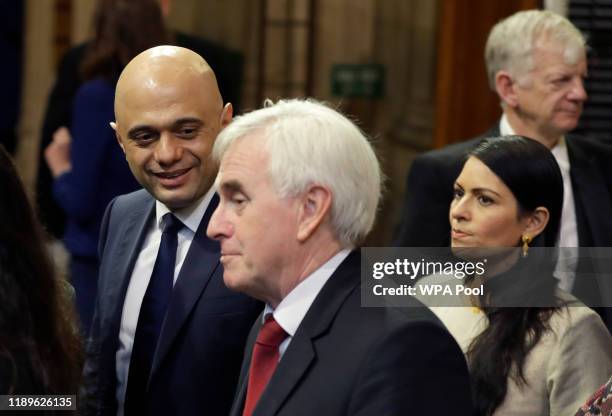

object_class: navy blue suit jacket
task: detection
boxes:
[81,190,262,416]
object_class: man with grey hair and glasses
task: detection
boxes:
[207,98,473,416]
[394,10,612,321]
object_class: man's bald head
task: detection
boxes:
[112,45,233,210]
[115,45,223,118]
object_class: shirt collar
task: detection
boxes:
[263,248,352,337]
[500,114,569,170]
[155,186,216,233]
[499,113,515,136]
[550,136,569,171]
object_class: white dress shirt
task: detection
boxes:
[500,115,578,291]
[262,249,351,358]
[115,187,216,416]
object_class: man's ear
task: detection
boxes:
[523,207,550,240]
[110,122,126,153]
[220,103,233,128]
[495,70,519,108]
[296,184,332,242]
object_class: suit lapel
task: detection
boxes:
[231,380,248,416]
[230,360,250,416]
[253,336,316,416]
[229,318,262,416]
[252,251,361,416]
[150,194,221,377]
[567,137,612,246]
[103,198,155,335]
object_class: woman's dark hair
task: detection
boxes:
[80,0,170,81]
[465,135,564,415]
[470,135,564,246]
[0,145,82,393]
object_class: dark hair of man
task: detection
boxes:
[0,145,82,394]
[465,135,564,416]
[80,0,170,81]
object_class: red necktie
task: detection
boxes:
[242,315,289,416]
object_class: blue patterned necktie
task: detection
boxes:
[125,213,183,414]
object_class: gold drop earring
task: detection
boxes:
[521,235,532,258]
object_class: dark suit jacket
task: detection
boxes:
[393,125,612,248]
[230,251,474,416]
[81,190,262,416]
[37,34,243,238]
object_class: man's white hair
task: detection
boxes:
[485,9,586,89]
[213,98,382,248]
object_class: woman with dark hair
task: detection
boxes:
[79,0,171,82]
[45,0,170,335]
[418,136,612,415]
[0,145,82,395]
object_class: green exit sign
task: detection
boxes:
[331,64,385,99]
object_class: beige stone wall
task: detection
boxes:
[16,0,55,195]
[17,0,440,245]
[313,0,377,100]
[253,0,440,244]
[372,0,439,244]
[166,0,441,244]
[72,0,96,44]
[166,0,257,109]
[16,0,95,195]
[166,0,248,50]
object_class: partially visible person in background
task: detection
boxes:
[394,10,612,251]
[0,0,23,155]
[0,144,82,395]
[394,9,612,331]
[80,45,261,416]
[44,0,169,335]
[37,0,244,241]
[575,376,612,416]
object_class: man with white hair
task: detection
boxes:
[207,98,473,416]
[394,10,612,290]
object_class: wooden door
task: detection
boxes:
[434,0,541,148]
